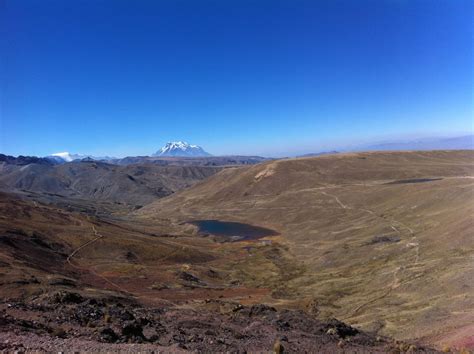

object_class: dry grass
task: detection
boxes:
[1,150,473,349]
[139,150,474,347]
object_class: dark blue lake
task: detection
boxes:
[190,220,278,241]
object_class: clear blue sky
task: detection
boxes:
[1,0,472,157]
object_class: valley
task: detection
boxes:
[0,150,472,351]
[138,150,474,349]
[0,157,222,214]
[3,0,471,350]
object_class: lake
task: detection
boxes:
[190,219,278,241]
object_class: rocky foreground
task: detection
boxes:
[0,291,438,353]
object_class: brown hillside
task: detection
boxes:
[139,150,474,349]
[0,192,436,352]
[0,161,221,211]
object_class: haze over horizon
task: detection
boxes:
[1,134,473,160]
[1,0,472,157]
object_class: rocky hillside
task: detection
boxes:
[0,159,221,207]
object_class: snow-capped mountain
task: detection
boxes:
[47,152,83,163]
[46,152,115,163]
[153,141,211,157]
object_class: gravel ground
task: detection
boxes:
[0,332,186,352]
[0,292,440,353]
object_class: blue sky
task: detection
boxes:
[1,0,472,157]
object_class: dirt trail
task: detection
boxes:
[319,188,421,317]
[66,226,103,264]
[320,190,349,209]
[64,220,196,301]
[66,225,131,294]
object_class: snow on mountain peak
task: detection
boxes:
[154,141,211,157]
[48,152,115,163]
[51,152,74,162]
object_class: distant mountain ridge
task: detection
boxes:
[47,152,115,163]
[354,135,474,152]
[1,153,269,168]
[153,141,211,157]
[111,155,269,166]
[0,154,56,166]
[5,135,472,164]
[297,151,339,158]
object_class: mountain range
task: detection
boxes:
[46,141,211,163]
[42,136,473,163]
[47,152,116,164]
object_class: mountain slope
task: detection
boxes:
[0,160,221,208]
[139,150,474,348]
[0,193,436,352]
